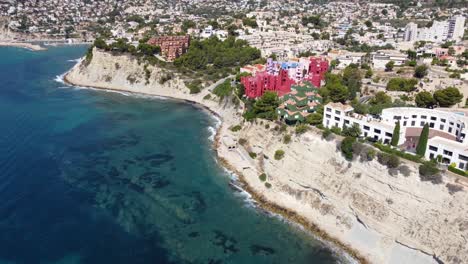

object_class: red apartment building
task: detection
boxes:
[241,57,329,99]
[147,35,190,61]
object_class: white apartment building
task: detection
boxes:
[323,103,468,169]
[404,22,418,42]
[370,50,407,69]
[405,15,466,43]
[447,15,466,42]
[336,52,367,69]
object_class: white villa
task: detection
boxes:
[323,102,468,169]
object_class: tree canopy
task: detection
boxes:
[386,78,418,92]
[415,91,436,108]
[414,65,428,78]
[433,87,463,107]
[174,36,261,71]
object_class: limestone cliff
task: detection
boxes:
[218,122,468,264]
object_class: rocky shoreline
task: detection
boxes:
[63,49,468,264]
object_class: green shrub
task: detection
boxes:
[249,152,257,159]
[238,138,247,145]
[230,125,242,132]
[279,124,287,133]
[265,182,272,188]
[295,124,309,134]
[447,165,468,177]
[365,149,376,161]
[203,94,212,100]
[377,152,400,168]
[330,126,342,135]
[274,150,285,160]
[283,134,291,144]
[373,142,422,163]
[259,173,267,182]
[322,128,332,139]
[340,137,356,160]
[419,161,442,184]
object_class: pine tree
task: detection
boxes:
[416,123,429,156]
[391,121,400,146]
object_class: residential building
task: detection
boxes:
[147,35,190,61]
[323,103,468,169]
[404,22,418,42]
[241,69,294,99]
[277,81,322,123]
[336,52,367,69]
[241,57,328,99]
[447,15,466,42]
[370,50,407,69]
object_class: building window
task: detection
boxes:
[440,124,444,130]
[403,121,407,126]
[457,124,461,128]
[412,115,417,118]
[385,132,392,137]
[394,116,401,120]
[459,163,465,170]
[374,129,381,134]
[326,108,331,112]
[459,154,468,161]
[421,115,427,119]
[411,121,415,126]
[443,150,453,156]
[441,119,446,123]
[335,110,341,115]
[430,116,437,121]
[334,117,340,121]
[344,120,350,124]
[364,126,370,131]
[450,122,454,125]
[429,153,435,159]
[429,123,435,128]
[429,145,438,151]
[420,121,425,126]
[449,127,453,133]
[326,114,331,118]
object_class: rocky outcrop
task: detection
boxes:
[66,49,468,264]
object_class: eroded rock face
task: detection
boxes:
[67,48,187,93]
[220,122,468,264]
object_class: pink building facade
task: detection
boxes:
[241,57,329,99]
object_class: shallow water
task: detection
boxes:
[0,46,345,264]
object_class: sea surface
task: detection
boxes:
[0,46,346,264]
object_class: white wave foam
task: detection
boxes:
[67,58,82,63]
[207,126,217,141]
[54,73,66,84]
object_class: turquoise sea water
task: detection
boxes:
[0,46,345,264]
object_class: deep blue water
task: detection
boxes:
[0,46,344,264]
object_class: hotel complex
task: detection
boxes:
[323,103,468,170]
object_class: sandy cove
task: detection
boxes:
[64,49,468,264]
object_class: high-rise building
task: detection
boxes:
[404,22,418,42]
[406,15,466,43]
[447,15,466,42]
